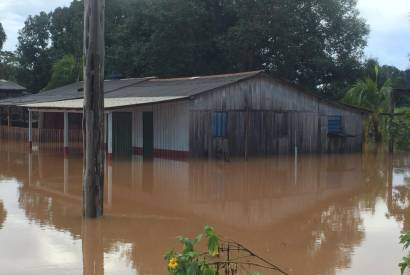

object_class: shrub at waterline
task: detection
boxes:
[164,225,288,275]
[400,232,410,274]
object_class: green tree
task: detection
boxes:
[15,12,52,92]
[400,232,410,275]
[0,51,18,81]
[15,0,370,96]
[219,0,369,99]
[343,66,392,143]
[45,54,81,90]
[0,22,6,50]
[49,0,83,60]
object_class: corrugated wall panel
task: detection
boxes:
[126,101,190,153]
[153,101,190,152]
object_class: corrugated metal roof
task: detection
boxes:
[16,71,262,110]
[1,70,368,114]
[0,80,26,91]
[105,70,262,98]
[23,96,185,110]
[0,77,150,106]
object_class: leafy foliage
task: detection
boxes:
[0,51,18,81]
[15,12,53,92]
[344,65,392,112]
[165,225,219,275]
[390,109,410,150]
[165,226,289,275]
[44,54,81,90]
[0,23,6,50]
[343,65,392,143]
[400,232,410,274]
[8,0,372,96]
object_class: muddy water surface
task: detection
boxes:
[0,141,409,275]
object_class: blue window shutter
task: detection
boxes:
[217,112,222,136]
[212,112,227,137]
[328,115,342,134]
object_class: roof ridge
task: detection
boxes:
[149,70,264,82]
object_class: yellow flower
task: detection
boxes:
[168,257,178,269]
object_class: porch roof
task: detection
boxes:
[24,96,186,111]
[0,79,26,91]
[0,77,151,107]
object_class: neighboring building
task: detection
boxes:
[0,80,27,126]
[0,71,368,158]
[0,79,26,99]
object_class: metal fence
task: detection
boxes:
[0,126,83,144]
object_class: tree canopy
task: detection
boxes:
[15,12,53,92]
[45,54,81,90]
[0,0,404,98]
[0,23,6,51]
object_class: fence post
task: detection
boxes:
[28,110,32,152]
[107,112,113,160]
[64,112,69,156]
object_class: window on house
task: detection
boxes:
[328,115,343,134]
[212,112,227,137]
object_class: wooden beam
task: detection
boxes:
[131,111,136,155]
[82,0,105,218]
[7,107,10,129]
[64,112,69,156]
[107,112,113,160]
[64,157,69,194]
[28,110,32,152]
[104,113,107,149]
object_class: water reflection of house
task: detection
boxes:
[0,71,368,158]
[6,150,379,275]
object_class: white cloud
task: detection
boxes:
[0,0,72,51]
[358,0,410,69]
[358,0,410,30]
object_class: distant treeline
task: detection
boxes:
[0,0,407,99]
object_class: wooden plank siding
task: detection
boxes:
[4,73,364,158]
[190,75,364,157]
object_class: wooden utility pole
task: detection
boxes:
[82,0,105,218]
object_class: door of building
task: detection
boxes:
[143,112,154,157]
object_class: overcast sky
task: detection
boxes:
[0,0,409,69]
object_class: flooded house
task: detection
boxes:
[0,80,27,127]
[0,70,367,158]
[0,79,26,99]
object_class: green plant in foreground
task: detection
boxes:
[165,225,219,275]
[400,232,410,274]
[165,225,289,274]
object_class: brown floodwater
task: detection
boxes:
[0,141,409,275]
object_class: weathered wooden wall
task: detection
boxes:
[190,75,364,157]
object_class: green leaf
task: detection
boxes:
[164,250,175,260]
[207,235,219,256]
[187,262,199,275]
[400,261,407,275]
[200,265,216,275]
[399,255,410,275]
[204,225,214,237]
[194,233,203,244]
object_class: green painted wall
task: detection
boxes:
[113,112,132,156]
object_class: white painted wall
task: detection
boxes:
[125,100,190,152]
